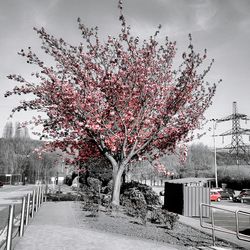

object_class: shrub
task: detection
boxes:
[121,181,161,206]
[100,193,111,207]
[87,177,102,192]
[120,187,148,225]
[65,175,72,186]
[46,193,77,201]
[150,208,179,230]
[80,157,113,186]
[80,184,101,217]
[120,181,162,225]
[102,180,113,195]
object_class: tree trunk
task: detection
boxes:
[111,166,124,206]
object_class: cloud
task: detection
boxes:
[1,0,250,144]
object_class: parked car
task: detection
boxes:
[219,189,235,200]
[210,191,221,202]
[233,189,250,203]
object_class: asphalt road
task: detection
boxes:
[0,184,36,230]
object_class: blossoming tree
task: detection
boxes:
[5,1,218,206]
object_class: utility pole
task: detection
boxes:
[212,119,218,188]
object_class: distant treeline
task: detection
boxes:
[0,137,59,183]
[216,151,250,166]
[1,119,249,185]
[129,143,215,181]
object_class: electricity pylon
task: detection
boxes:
[216,101,250,165]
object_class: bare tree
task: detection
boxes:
[184,143,213,177]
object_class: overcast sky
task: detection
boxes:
[1,0,250,148]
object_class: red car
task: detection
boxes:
[210,191,221,202]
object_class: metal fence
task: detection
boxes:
[200,203,250,246]
[0,186,45,250]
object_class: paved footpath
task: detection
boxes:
[14,202,181,250]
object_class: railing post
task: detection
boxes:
[211,207,216,246]
[41,188,44,203]
[35,188,39,212]
[37,186,40,208]
[31,190,35,218]
[37,186,41,208]
[39,186,43,206]
[26,193,31,225]
[235,209,250,242]
[44,184,48,202]
[235,209,240,239]
[200,203,203,227]
[19,196,26,237]
[40,185,42,204]
[6,204,15,250]
[44,190,47,202]
[200,203,250,243]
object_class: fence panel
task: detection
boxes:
[184,186,210,217]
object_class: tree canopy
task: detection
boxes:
[5,1,218,205]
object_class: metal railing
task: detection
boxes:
[200,203,250,246]
[0,185,46,250]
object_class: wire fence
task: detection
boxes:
[0,186,45,250]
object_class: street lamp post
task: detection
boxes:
[212,119,218,188]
